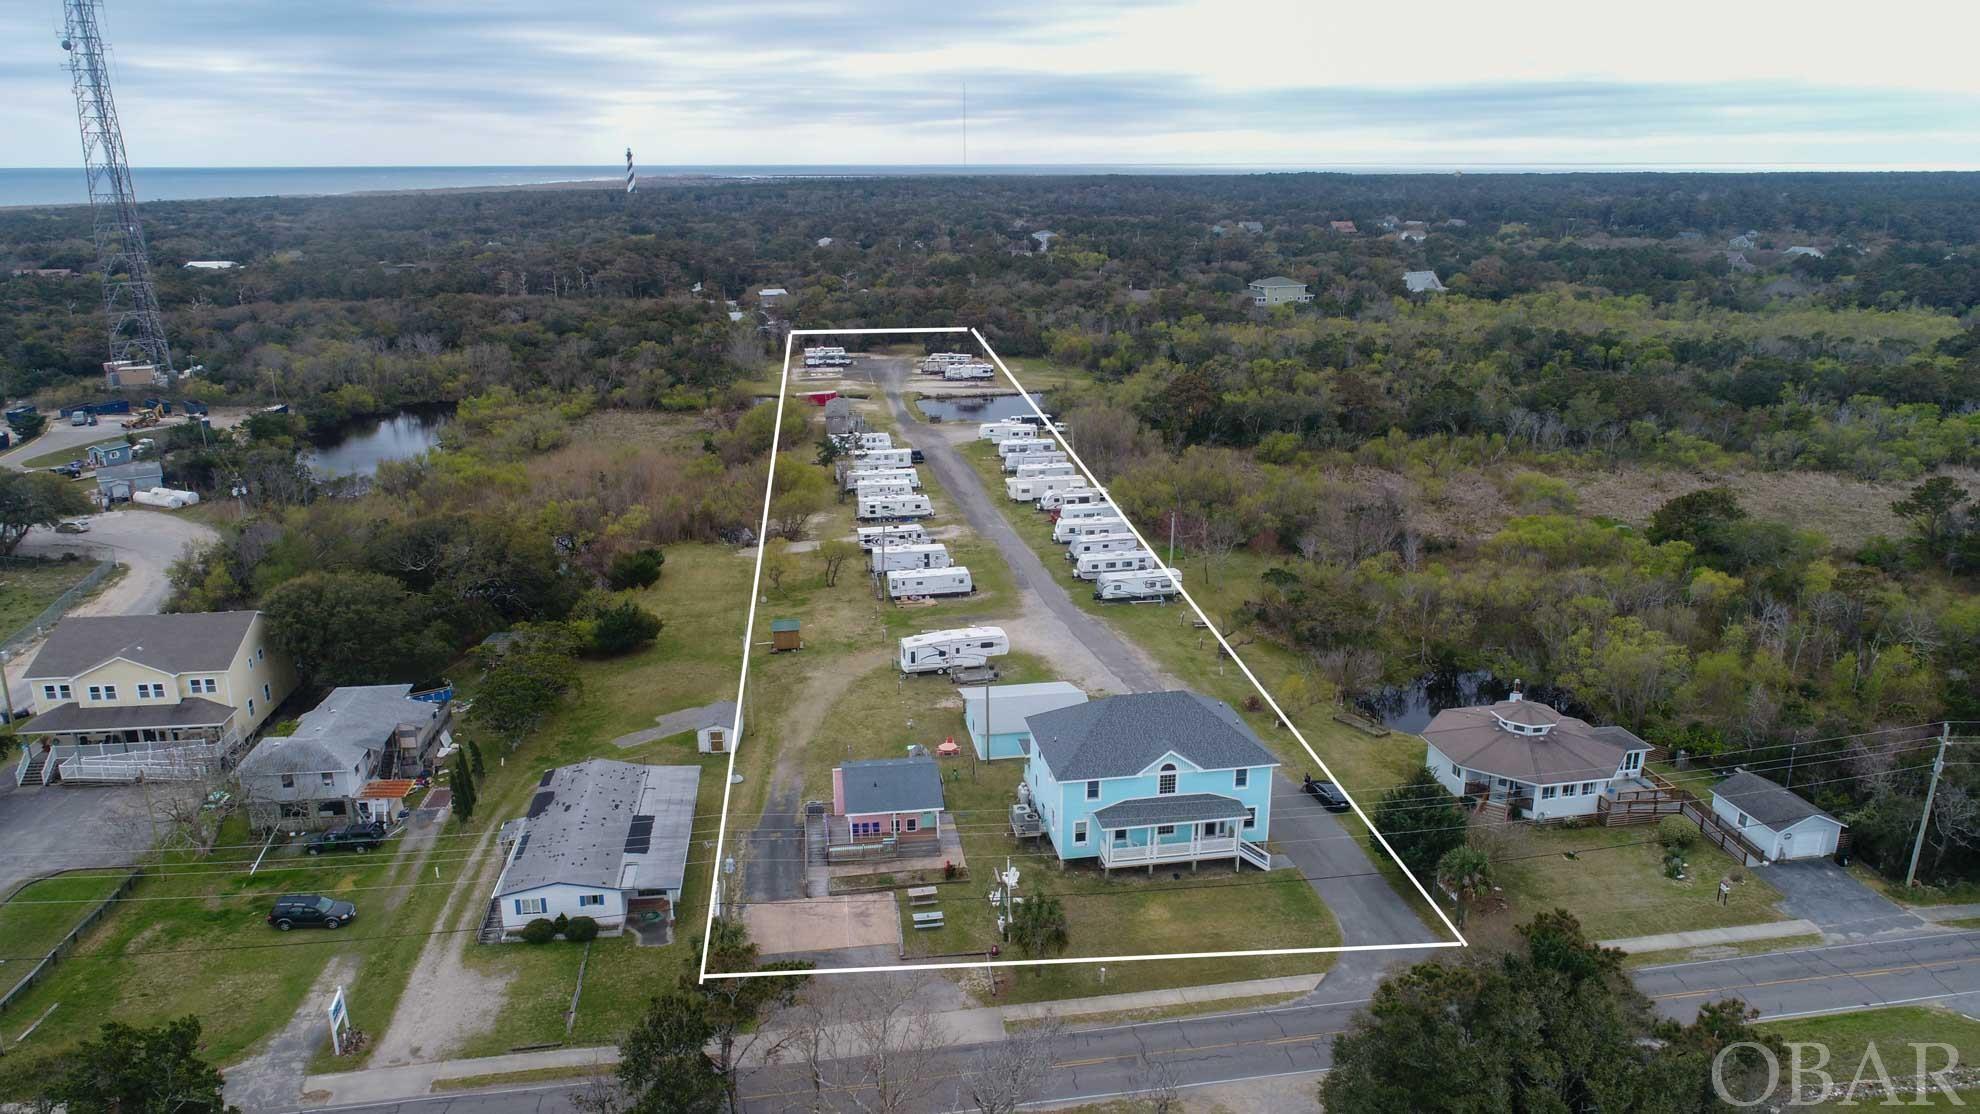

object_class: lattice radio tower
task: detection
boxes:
[62,0,174,386]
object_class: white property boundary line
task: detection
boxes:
[699,326,1465,983]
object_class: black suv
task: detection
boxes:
[306,822,386,855]
[267,894,357,931]
[1302,774,1351,812]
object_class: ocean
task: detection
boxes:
[0,162,1936,208]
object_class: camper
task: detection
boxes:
[1066,533,1143,559]
[941,362,995,381]
[857,494,934,520]
[1005,473,1085,502]
[1055,501,1120,522]
[1013,457,1075,478]
[997,439,1058,464]
[886,566,974,600]
[1075,549,1157,580]
[1036,482,1100,510]
[853,448,913,468]
[870,543,951,573]
[803,346,850,367]
[856,524,930,550]
[896,626,1009,674]
[843,467,919,491]
[920,353,973,374]
[831,431,893,453]
[1095,570,1181,602]
[978,421,1034,443]
[854,481,915,500]
[1054,516,1128,542]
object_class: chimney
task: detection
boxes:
[1508,679,1523,703]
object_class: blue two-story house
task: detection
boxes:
[1012,691,1278,873]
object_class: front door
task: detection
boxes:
[1202,821,1229,838]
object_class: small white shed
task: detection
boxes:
[1710,769,1846,862]
[696,700,740,754]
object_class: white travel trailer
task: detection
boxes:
[920,353,973,374]
[854,448,913,468]
[870,543,951,573]
[1005,474,1086,502]
[1014,459,1076,478]
[1075,549,1157,580]
[1054,516,1127,542]
[843,467,919,491]
[1095,570,1181,602]
[886,566,974,599]
[1036,482,1098,510]
[802,346,850,367]
[854,482,915,500]
[1055,501,1120,522]
[896,626,1010,674]
[942,363,996,381]
[997,439,1057,463]
[1066,533,1142,559]
[856,524,930,550]
[831,431,893,452]
[857,494,934,520]
[978,421,1033,442]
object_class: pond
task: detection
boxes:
[1354,669,1584,734]
[916,391,1053,424]
[307,406,452,479]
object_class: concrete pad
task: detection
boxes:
[1603,918,1824,954]
[744,893,902,956]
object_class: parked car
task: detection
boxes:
[267,893,357,930]
[306,822,386,855]
[50,461,82,478]
[910,449,926,464]
[1302,774,1351,812]
[54,519,90,534]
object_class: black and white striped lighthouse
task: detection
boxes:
[625,147,636,193]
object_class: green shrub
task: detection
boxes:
[565,916,600,942]
[589,599,663,656]
[1657,815,1700,854]
[520,918,557,944]
[606,547,665,590]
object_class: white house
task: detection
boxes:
[491,759,701,939]
[1710,769,1846,862]
[1403,270,1446,294]
[1421,694,1651,821]
[237,684,451,830]
[1247,276,1313,306]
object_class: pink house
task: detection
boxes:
[832,756,946,845]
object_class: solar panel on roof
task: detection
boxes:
[527,790,556,818]
[624,814,654,855]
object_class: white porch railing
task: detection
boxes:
[1237,839,1272,870]
[1099,833,1238,868]
[56,740,230,784]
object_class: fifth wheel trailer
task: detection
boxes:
[1054,516,1128,542]
[869,543,951,573]
[897,626,1010,674]
[886,566,974,599]
[857,494,933,520]
[856,524,930,550]
[1095,570,1181,602]
[1074,549,1157,580]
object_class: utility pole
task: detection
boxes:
[62,0,175,387]
[1905,723,1952,888]
[1784,743,1798,789]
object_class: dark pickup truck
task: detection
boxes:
[1302,774,1351,812]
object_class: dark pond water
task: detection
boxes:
[307,406,452,478]
[1355,669,1583,733]
[917,391,1053,424]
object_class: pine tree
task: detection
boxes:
[450,751,476,822]
[467,739,485,781]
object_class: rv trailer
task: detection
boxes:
[853,482,914,500]
[1054,501,1121,522]
[1005,473,1087,502]
[831,431,893,453]
[1014,459,1077,478]
[853,448,914,468]
[978,421,1034,442]
[870,543,951,573]
[857,494,934,520]
[1053,516,1128,542]
[896,626,1010,674]
[842,467,919,491]
[886,566,974,599]
[1065,533,1143,559]
[856,524,930,550]
[1074,549,1157,580]
[941,363,996,381]
[1006,451,1070,474]
[1035,481,1099,510]
[1094,569,1181,602]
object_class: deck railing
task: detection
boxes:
[1099,833,1238,868]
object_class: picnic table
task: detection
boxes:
[907,885,939,906]
[912,910,945,929]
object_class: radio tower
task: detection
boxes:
[62,0,174,387]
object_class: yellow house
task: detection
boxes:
[15,612,295,784]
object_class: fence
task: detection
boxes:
[0,866,145,1014]
[0,554,118,659]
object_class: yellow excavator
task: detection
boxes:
[120,406,162,430]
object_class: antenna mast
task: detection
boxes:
[62,0,174,387]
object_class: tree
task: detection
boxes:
[612,989,725,1114]
[46,1015,234,1113]
[768,464,829,540]
[466,739,485,781]
[263,570,448,688]
[816,538,861,587]
[589,598,663,656]
[469,626,580,750]
[1433,844,1493,926]
[1892,476,1969,557]
[962,1020,1064,1114]
[1322,911,1781,1113]
[449,749,476,822]
[1007,890,1069,962]
[605,547,665,591]
[1561,616,1691,729]
[761,544,796,597]
[0,470,92,555]
[690,917,812,1112]
[1368,766,1468,878]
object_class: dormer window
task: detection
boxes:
[1158,763,1178,795]
[1489,710,1554,736]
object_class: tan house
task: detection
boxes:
[1247,276,1313,307]
[14,612,295,786]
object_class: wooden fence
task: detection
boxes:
[0,866,145,1014]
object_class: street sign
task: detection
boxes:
[327,985,349,1055]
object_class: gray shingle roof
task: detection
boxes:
[1713,769,1843,832]
[1422,700,1639,784]
[1091,792,1250,828]
[1249,276,1304,288]
[499,760,701,896]
[25,612,259,679]
[16,697,234,735]
[840,756,945,815]
[1403,270,1446,293]
[1025,691,1279,781]
[96,461,163,486]
[240,685,439,778]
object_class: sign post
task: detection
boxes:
[327,985,349,1055]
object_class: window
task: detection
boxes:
[1234,768,1249,789]
[1113,829,1128,845]
[1158,763,1178,796]
[578,894,605,907]
[903,817,918,832]
[262,683,271,700]
[1155,824,1176,837]
[1244,806,1257,830]
[1073,821,1088,845]
[514,898,547,916]
[1582,782,1596,795]
[1452,764,1461,777]
[280,774,295,789]
[41,685,57,701]
[192,677,216,694]
[1541,786,1557,800]
[87,686,102,701]
[1736,812,1751,827]
[321,773,335,786]
[1085,780,1100,800]
[248,699,256,715]
[1561,783,1578,797]
[103,684,117,700]
[1623,751,1642,772]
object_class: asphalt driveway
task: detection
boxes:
[0,779,152,900]
[1761,858,1929,940]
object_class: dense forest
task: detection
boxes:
[3,170,1976,887]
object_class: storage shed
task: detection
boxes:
[1710,769,1847,862]
[770,618,803,652]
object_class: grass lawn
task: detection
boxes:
[0,872,127,993]
[0,558,99,634]
[17,435,128,470]
[1850,863,1980,908]
[1759,1007,1980,1108]
[1487,824,1784,942]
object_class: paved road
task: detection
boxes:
[288,929,1980,1114]
[0,419,120,471]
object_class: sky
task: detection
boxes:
[3,0,1979,169]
